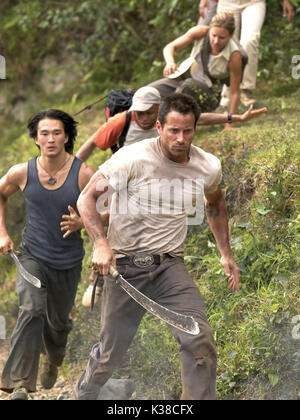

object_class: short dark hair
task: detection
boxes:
[158,93,201,128]
[27,109,78,154]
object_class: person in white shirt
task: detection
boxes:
[217,0,295,107]
[74,93,240,400]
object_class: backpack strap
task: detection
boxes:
[110,111,132,153]
[118,110,132,148]
[201,32,230,86]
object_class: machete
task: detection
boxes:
[9,250,41,288]
[109,266,200,336]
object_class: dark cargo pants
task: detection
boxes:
[74,256,217,400]
[1,245,81,393]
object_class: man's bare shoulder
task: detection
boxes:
[5,162,28,185]
[0,162,28,195]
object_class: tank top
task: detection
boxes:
[22,157,84,270]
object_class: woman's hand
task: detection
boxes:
[163,62,178,77]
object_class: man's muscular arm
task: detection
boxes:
[204,186,240,291]
[77,170,115,275]
[0,164,27,254]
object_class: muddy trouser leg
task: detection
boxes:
[0,246,81,393]
[42,264,81,366]
[74,265,147,400]
[75,257,216,400]
[149,257,217,400]
[1,249,47,393]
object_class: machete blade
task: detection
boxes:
[109,266,200,336]
[9,250,42,288]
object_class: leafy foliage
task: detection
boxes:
[0,0,196,91]
[1,0,299,93]
[259,1,300,83]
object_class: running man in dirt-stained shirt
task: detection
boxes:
[74,93,240,400]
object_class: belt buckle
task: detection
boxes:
[133,254,154,268]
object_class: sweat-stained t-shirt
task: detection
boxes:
[92,111,158,150]
[98,137,222,257]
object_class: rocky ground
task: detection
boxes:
[0,338,75,400]
[0,337,137,401]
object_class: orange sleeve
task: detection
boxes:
[92,111,127,150]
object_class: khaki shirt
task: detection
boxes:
[99,138,222,257]
[190,37,241,87]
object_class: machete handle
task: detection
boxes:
[8,249,20,255]
[109,265,119,279]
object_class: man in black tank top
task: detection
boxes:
[0,110,94,400]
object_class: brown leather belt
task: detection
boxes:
[90,253,174,310]
[116,253,173,268]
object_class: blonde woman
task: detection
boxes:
[149,13,245,128]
